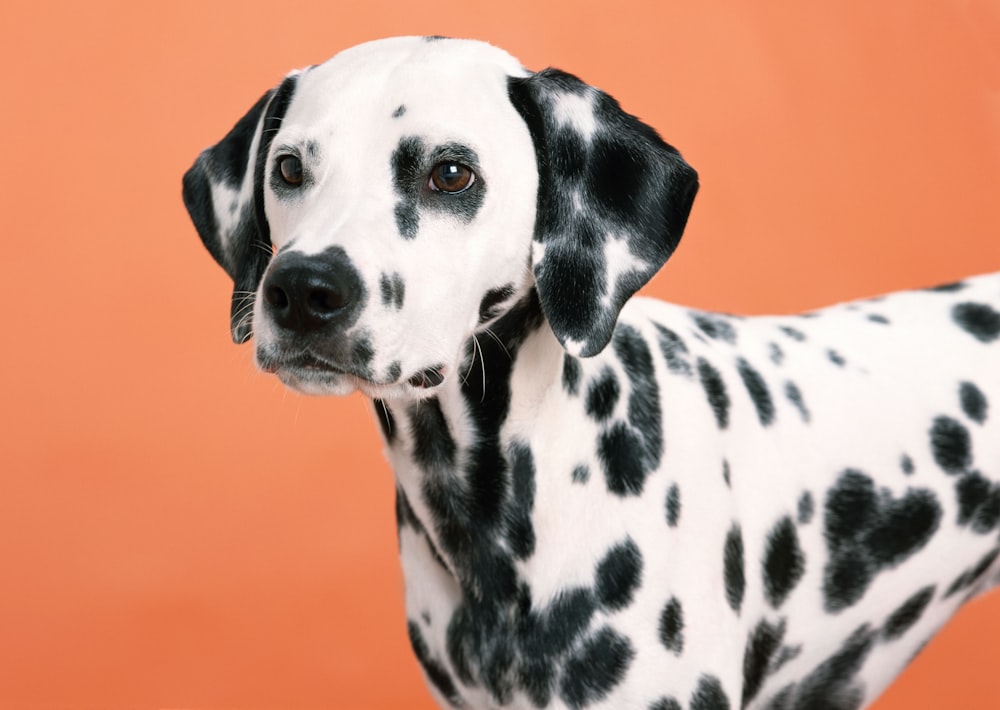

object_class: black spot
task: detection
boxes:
[737,358,775,426]
[953,302,1000,343]
[959,381,988,424]
[373,398,395,442]
[724,524,746,613]
[507,443,537,559]
[563,354,582,396]
[572,465,590,484]
[827,349,846,367]
[929,415,972,473]
[597,326,662,496]
[385,361,403,382]
[698,358,730,429]
[665,484,681,527]
[690,674,730,710]
[797,491,814,525]
[391,136,424,239]
[408,398,456,470]
[823,470,942,612]
[779,326,806,342]
[478,284,517,324]
[786,625,876,710]
[649,698,682,710]
[598,423,647,496]
[926,280,966,292]
[866,313,890,324]
[692,313,737,343]
[379,272,405,309]
[742,618,787,708]
[349,334,375,374]
[559,626,634,709]
[900,454,915,475]
[945,547,1000,598]
[586,367,621,422]
[883,585,935,640]
[955,472,1000,533]
[658,597,684,654]
[392,104,407,118]
[595,538,643,611]
[723,459,731,487]
[763,517,805,609]
[784,381,810,423]
[655,324,693,376]
[768,342,785,366]
[408,620,463,707]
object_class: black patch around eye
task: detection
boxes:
[724,524,745,613]
[658,597,684,654]
[784,381,810,423]
[697,358,730,429]
[689,674,730,710]
[959,381,989,424]
[426,143,486,221]
[559,626,634,709]
[737,358,775,426]
[665,484,681,527]
[953,302,1000,343]
[562,354,582,396]
[595,537,644,611]
[586,367,620,422]
[882,585,935,641]
[762,516,805,609]
[741,618,787,708]
[392,136,424,239]
[929,415,972,473]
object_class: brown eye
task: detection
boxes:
[429,162,475,193]
[277,155,303,186]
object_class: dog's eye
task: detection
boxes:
[277,155,303,186]
[429,162,475,193]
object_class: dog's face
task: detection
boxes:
[183,37,698,399]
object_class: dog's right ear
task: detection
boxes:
[182,74,300,343]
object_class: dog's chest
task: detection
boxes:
[382,277,1000,709]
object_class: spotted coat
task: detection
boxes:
[183,36,1000,710]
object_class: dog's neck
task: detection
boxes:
[372,289,554,600]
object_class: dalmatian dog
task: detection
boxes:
[182,36,1000,710]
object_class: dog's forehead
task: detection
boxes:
[288,37,528,128]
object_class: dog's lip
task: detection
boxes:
[260,351,447,390]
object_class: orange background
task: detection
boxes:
[2,2,1000,708]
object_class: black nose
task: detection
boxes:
[262,248,362,334]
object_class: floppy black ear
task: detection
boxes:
[182,74,300,343]
[508,69,698,357]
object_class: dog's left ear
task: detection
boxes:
[182,73,300,343]
[508,69,698,357]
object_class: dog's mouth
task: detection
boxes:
[257,349,446,397]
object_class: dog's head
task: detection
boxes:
[183,37,697,398]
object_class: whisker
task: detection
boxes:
[481,327,512,360]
